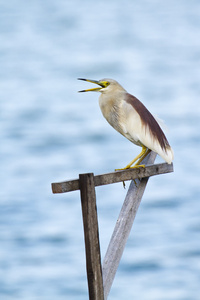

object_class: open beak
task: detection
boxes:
[78,78,104,92]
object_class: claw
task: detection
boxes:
[115,164,145,171]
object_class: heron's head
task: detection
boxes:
[78,78,125,94]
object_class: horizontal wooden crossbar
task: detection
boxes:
[51,163,173,194]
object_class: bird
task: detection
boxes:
[78,78,174,170]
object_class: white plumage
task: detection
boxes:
[79,78,174,169]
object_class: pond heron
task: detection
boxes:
[78,78,174,170]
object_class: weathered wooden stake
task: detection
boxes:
[102,152,156,299]
[51,155,174,300]
[79,173,104,300]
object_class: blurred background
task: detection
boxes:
[1,0,200,299]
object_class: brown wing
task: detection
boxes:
[126,93,170,151]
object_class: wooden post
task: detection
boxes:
[51,157,174,299]
[52,162,173,194]
[79,173,104,300]
[102,152,156,299]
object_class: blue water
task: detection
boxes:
[1,0,200,299]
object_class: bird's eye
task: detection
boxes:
[103,81,110,87]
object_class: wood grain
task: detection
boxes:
[102,152,157,299]
[79,173,104,300]
[52,162,173,193]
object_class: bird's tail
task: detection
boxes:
[159,145,174,164]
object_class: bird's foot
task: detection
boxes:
[129,164,145,169]
[115,164,145,171]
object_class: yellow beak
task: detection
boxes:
[78,78,104,92]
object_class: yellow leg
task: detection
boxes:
[136,148,151,166]
[115,146,150,171]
